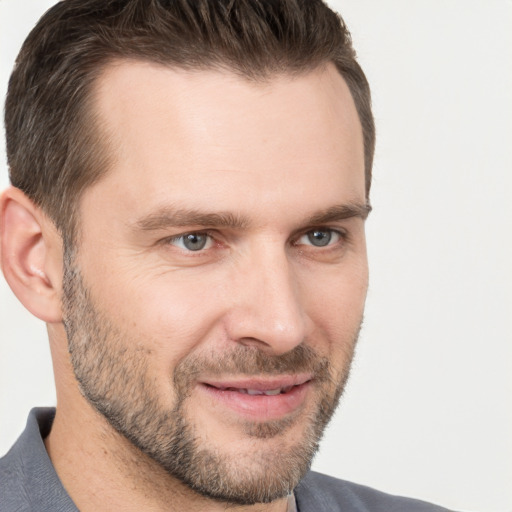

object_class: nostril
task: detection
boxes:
[237,337,269,348]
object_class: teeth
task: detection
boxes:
[214,385,296,395]
[246,389,264,395]
[245,388,286,396]
[263,388,282,396]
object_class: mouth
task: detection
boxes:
[198,375,313,421]
[209,385,296,396]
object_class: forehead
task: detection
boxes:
[85,60,365,222]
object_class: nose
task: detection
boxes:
[223,244,311,355]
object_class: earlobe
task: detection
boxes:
[0,187,63,323]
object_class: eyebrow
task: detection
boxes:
[135,208,251,231]
[134,202,371,232]
[306,203,372,225]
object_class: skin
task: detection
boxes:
[0,61,368,511]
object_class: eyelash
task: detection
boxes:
[162,227,348,252]
[163,231,217,252]
[293,228,347,249]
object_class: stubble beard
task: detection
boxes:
[61,251,359,505]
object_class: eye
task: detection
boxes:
[297,229,343,247]
[168,232,213,251]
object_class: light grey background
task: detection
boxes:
[1,1,511,511]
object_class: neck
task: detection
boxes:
[44,399,289,512]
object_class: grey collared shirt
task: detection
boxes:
[0,408,455,512]
[0,408,295,512]
[0,408,79,512]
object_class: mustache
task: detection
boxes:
[172,344,333,396]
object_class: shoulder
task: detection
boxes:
[0,432,33,512]
[295,471,456,512]
[0,408,78,512]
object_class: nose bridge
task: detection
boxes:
[226,239,309,354]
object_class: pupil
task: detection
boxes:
[308,230,331,247]
[184,233,207,251]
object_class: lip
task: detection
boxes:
[203,374,312,391]
[198,374,313,421]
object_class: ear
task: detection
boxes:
[0,187,63,323]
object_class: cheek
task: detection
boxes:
[108,270,229,361]
[302,262,368,343]
[298,232,368,315]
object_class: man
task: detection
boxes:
[0,1,454,511]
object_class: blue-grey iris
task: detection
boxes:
[183,233,208,251]
[307,230,331,247]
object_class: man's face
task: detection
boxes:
[63,62,368,504]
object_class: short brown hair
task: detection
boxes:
[5,0,375,242]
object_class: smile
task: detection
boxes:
[198,375,313,420]
[214,386,295,395]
